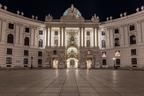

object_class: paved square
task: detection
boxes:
[0,69,144,96]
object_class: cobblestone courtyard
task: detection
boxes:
[0,69,144,96]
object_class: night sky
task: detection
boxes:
[0,0,144,21]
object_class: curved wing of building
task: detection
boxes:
[0,4,144,69]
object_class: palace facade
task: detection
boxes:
[0,4,144,69]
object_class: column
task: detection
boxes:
[120,25,124,47]
[15,24,20,45]
[49,27,51,47]
[109,28,114,48]
[124,25,129,47]
[142,21,144,42]
[137,21,142,44]
[106,29,110,49]
[30,28,34,47]
[0,20,2,42]
[60,27,62,47]
[83,27,85,47]
[1,20,7,43]
[93,28,95,47]
[80,27,82,47]
[46,27,48,47]
[63,27,65,47]
[96,28,99,47]
[19,25,24,45]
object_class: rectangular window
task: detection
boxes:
[114,29,119,34]
[102,59,107,65]
[38,51,42,57]
[6,57,12,64]
[101,32,105,35]
[39,30,43,35]
[24,50,29,56]
[131,58,137,64]
[8,23,14,29]
[7,48,12,55]
[38,59,42,64]
[24,58,28,64]
[25,28,30,33]
[116,59,121,65]
[55,31,58,35]
[87,31,90,36]
[130,25,135,31]
[131,49,136,56]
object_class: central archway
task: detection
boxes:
[66,46,79,69]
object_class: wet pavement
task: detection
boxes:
[0,69,144,96]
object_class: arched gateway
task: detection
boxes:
[44,4,101,69]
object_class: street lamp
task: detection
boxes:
[31,56,33,69]
[112,57,116,69]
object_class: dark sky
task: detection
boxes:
[0,0,144,21]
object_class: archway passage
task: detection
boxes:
[52,58,59,69]
[86,58,92,69]
[66,46,79,69]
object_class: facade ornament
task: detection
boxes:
[141,6,144,10]
[136,8,140,12]
[21,12,24,16]
[45,14,53,22]
[4,6,7,10]
[0,4,2,8]
[91,14,99,23]
[17,10,20,15]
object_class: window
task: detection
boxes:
[6,57,12,64]
[131,58,137,65]
[7,34,14,44]
[39,30,43,35]
[130,35,136,45]
[8,23,14,29]
[114,29,119,34]
[102,40,106,48]
[102,32,105,35]
[53,50,57,55]
[115,38,120,47]
[129,25,135,31]
[7,65,11,67]
[25,28,30,33]
[24,58,28,64]
[116,59,120,66]
[7,48,12,55]
[24,50,29,56]
[54,40,58,46]
[87,31,90,36]
[24,37,30,46]
[55,31,58,35]
[38,59,42,64]
[38,51,42,57]
[39,39,43,47]
[86,40,90,47]
[102,59,107,65]
[131,49,136,56]
[38,59,42,67]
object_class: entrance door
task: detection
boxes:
[86,58,92,69]
[53,59,59,69]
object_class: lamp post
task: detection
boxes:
[31,56,33,69]
[112,57,116,69]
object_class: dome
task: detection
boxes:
[63,4,82,18]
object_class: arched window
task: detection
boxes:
[130,35,136,45]
[115,38,120,47]
[102,40,106,48]
[39,39,43,47]
[53,50,57,55]
[24,37,30,46]
[7,34,14,44]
